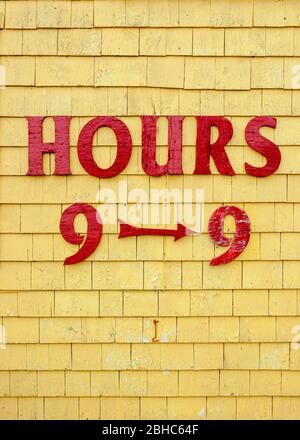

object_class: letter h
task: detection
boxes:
[27,116,71,175]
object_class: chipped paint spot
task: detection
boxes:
[198,408,206,418]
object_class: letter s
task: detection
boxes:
[245,116,281,177]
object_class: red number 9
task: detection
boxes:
[60,203,103,265]
[208,205,250,266]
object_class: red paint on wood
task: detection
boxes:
[60,203,103,265]
[152,319,160,343]
[141,116,184,176]
[77,116,132,178]
[194,116,235,176]
[245,116,281,177]
[208,205,250,265]
[27,116,71,176]
[118,220,193,241]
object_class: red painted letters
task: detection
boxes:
[141,116,184,176]
[77,116,132,178]
[194,116,235,176]
[27,115,280,178]
[26,114,281,267]
[245,116,281,177]
[27,116,71,176]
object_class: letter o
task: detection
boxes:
[78,116,132,178]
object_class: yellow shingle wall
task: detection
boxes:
[1,0,300,420]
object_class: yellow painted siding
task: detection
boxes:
[0,0,300,420]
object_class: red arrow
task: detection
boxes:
[118,220,194,241]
